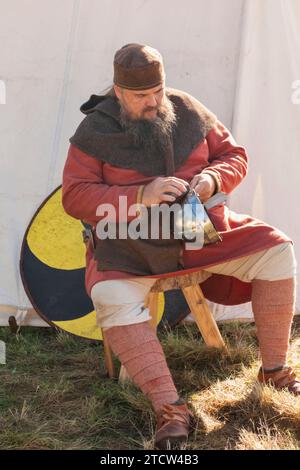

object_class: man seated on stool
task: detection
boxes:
[62,43,298,449]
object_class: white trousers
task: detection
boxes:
[91,242,297,329]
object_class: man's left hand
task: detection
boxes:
[189,173,216,202]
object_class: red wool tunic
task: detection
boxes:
[62,120,291,305]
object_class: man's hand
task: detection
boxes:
[189,173,216,202]
[141,176,189,207]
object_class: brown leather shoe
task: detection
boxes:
[257,366,300,395]
[154,402,193,450]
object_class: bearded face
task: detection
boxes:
[115,85,177,154]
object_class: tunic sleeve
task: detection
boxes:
[62,144,140,226]
[202,120,248,194]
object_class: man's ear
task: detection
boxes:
[114,85,122,100]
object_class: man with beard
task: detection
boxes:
[62,43,299,449]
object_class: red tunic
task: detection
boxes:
[62,120,291,305]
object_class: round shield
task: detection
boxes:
[20,186,190,340]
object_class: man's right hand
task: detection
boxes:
[141,177,189,207]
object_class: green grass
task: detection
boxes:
[0,319,299,450]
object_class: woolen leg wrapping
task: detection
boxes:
[105,321,179,412]
[251,278,296,370]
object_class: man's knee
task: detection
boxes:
[91,278,156,307]
[90,278,155,328]
[254,242,297,281]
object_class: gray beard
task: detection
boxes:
[119,96,177,155]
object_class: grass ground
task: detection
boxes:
[0,319,299,450]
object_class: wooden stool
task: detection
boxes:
[102,271,227,383]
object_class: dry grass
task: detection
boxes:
[0,318,299,450]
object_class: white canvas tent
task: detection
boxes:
[0,0,299,328]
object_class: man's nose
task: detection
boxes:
[145,95,158,108]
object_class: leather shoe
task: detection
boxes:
[257,366,300,395]
[154,401,193,449]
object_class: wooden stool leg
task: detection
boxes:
[182,284,227,350]
[148,291,159,330]
[102,329,116,378]
[118,291,159,384]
